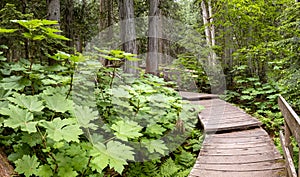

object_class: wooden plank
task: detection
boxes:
[200,146,276,155]
[200,110,244,116]
[200,149,280,156]
[193,161,284,171]
[200,114,254,121]
[204,128,268,137]
[279,130,297,177]
[204,122,261,133]
[203,142,274,149]
[204,134,270,142]
[203,119,261,127]
[189,169,285,177]
[278,95,300,144]
[196,154,283,164]
[190,100,227,106]
[179,91,219,100]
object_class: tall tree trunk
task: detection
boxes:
[47,0,60,65]
[107,0,113,39]
[201,1,211,47]
[201,0,216,66]
[119,0,138,74]
[65,0,74,53]
[47,0,60,23]
[208,0,215,47]
[208,0,216,64]
[146,0,160,75]
[99,0,106,30]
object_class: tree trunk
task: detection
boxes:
[47,0,60,23]
[208,0,215,47]
[0,149,15,177]
[201,1,211,47]
[119,0,138,74]
[65,0,74,52]
[208,0,217,64]
[146,0,160,75]
[99,0,106,30]
[47,0,60,65]
[201,0,216,66]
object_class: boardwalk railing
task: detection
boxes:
[278,95,300,177]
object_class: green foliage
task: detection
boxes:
[170,54,210,92]
[224,64,283,137]
[15,155,40,176]
[111,120,143,141]
[0,41,203,176]
[125,129,203,177]
[40,118,83,142]
[90,141,135,173]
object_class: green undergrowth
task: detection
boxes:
[223,64,300,168]
[0,19,204,176]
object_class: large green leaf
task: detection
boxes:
[145,124,167,136]
[43,94,72,113]
[8,94,44,112]
[90,141,134,174]
[141,139,167,155]
[15,155,40,177]
[74,105,98,130]
[0,89,12,100]
[40,118,83,142]
[0,105,37,133]
[36,165,53,177]
[111,120,143,141]
[0,76,31,91]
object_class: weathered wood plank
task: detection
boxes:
[195,98,262,133]
[204,134,271,143]
[205,128,268,137]
[279,131,297,177]
[179,91,219,100]
[189,169,285,177]
[278,95,300,177]
[200,114,255,121]
[204,122,261,133]
[193,161,284,171]
[203,142,273,149]
[278,95,300,145]
[196,155,283,164]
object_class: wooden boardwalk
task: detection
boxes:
[180,92,285,177]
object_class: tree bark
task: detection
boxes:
[201,1,211,47]
[146,0,160,75]
[119,0,138,74]
[65,0,74,52]
[201,0,216,66]
[47,0,60,23]
[47,0,61,64]
[0,149,15,177]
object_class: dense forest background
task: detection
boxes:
[0,0,299,176]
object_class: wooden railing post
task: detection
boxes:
[285,119,293,158]
[278,95,300,177]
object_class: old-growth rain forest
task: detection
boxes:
[0,0,299,176]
